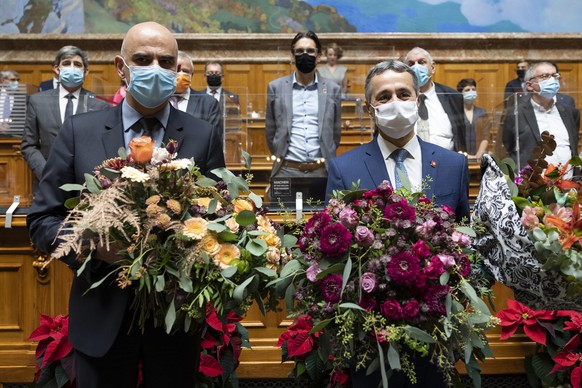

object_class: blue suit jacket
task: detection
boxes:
[325,136,470,222]
[27,103,225,357]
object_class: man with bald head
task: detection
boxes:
[27,22,225,387]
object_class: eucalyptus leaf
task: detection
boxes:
[246,238,268,256]
[60,183,86,192]
[207,222,227,233]
[222,266,238,278]
[282,234,298,249]
[155,275,165,292]
[403,326,435,343]
[279,259,302,278]
[341,256,352,295]
[455,226,476,238]
[236,210,257,226]
[84,173,102,194]
[338,302,366,312]
[310,318,332,334]
[233,275,255,302]
[387,342,401,370]
[248,191,262,208]
[254,266,277,278]
[165,298,176,334]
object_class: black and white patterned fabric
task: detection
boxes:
[472,154,582,310]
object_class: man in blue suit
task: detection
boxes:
[27,22,225,387]
[326,60,469,224]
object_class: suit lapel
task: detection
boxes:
[364,140,390,187]
[317,79,328,137]
[164,108,186,154]
[420,139,437,200]
[284,76,293,134]
[556,104,577,152]
[522,102,541,142]
[102,105,125,158]
[49,88,62,126]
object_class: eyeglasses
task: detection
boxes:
[293,48,318,56]
[530,73,560,82]
[205,72,222,77]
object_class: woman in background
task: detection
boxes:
[457,78,490,160]
[317,43,348,96]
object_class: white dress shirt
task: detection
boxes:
[377,135,423,192]
[531,98,572,167]
[58,85,81,122]
[414,84,454,150]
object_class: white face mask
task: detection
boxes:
[373,100,418,139]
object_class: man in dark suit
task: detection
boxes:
[173,51,223,145]
[21,45,110,180]
[404,47,466,153]
[27,21,225,388]
[502,61,580,171]
[202,61,240,108]
[265,30,342,179]
[326,60,468,387]
[326,60,469,222]
[504,59,529,101]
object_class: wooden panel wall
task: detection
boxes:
[2,33,582,383]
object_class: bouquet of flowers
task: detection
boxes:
[472,132,582,311]
[273,181,496,387]
[497,299,582,388]
[50,136,295,336]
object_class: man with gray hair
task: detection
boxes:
[502,61,579,170]
[0,69,26,133]
[21,45,109,180]
[403,47,466,153]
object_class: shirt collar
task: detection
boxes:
[292,72,318,90]
[376,134,421,162]
[177,88,191,101]
[530,97,555,113]
[122,99,171,132]
[59,84,81,99]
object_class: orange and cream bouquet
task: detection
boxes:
[52,136,295,335]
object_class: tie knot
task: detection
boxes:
[419,94,426,103]
[138,116,161,137]
[66,93,75,100]
[391,148,408,163]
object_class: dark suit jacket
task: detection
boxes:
[325,136,470,222]
[502,98,580,168]
[38,79,55,92]
[188,89,224,144]
[504,78,524,99]
[557,92,576,108]
[21,87,110,179]
[433,82,466,152]
[265,74,342,177]
[26,104,225,357]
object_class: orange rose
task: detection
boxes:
[233,198,255,213]
[129,136,155,163]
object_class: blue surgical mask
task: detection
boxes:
[463,90,477,102]
[122,58,177,108]
[59,67,85,88]
[9,81,19,90]
[538,78,560,99]
[411,64,430,87]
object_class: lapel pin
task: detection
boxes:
[431,160,437,168]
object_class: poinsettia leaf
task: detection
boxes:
[60,353,75,383]
[29,325,52,342]
[220,347,237,379]
[199,354,224,377]
[287,331,313,357]
[206,311,223,332]
[305,347,323,380]
[42,336,73,368]
[530,353,555,382]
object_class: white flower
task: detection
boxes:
[161,158,193,171]
[150,147,171,164]
[121,166,150,182]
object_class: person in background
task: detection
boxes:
[27,21,225,388]
[21,45,110,181]
[202,61,239,108]
[456,78,489,160]
[504,59,529,101]
[38,55,61,92]
[502,61,579,169]
[265,30,342,179]
[0,69,27,133]
[174,51,223,145]
[317,42,348,96]
[403,47,466,153]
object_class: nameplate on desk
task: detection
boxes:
[271,178,291,197]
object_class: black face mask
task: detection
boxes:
[206,74,222,87]
[517,69,526,79]
[295,53,317,74]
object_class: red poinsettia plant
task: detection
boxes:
[497,299,582,387]
[28,314,75,388]
[30,308,248,388]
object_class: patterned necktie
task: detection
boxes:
[391,148,409,190]
[418,94,428,120]
[139,116,161,138]
[64,93,75,121]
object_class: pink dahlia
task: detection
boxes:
[319,223,352,258]
[381,299,402,320]
[412,240,431,259]
[402,299,421,319]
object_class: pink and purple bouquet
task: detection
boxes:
[274,181,495,387]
